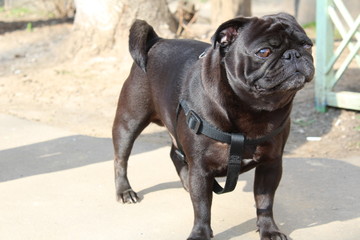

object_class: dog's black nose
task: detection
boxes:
[282,49,300,60]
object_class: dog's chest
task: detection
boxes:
[205,140,261,172]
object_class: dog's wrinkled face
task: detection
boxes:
[212,13,315,108]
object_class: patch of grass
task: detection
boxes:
[47,12,56,18]
[55,69,73,75]
[294,118,316,127]
[355,114,360,131]
[0,7,34,18]
[302,22,316,29]
[9,7,33,17]
[26,22,33,32]
[349,141,360,149]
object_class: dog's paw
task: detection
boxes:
[187,225,213,240]
[257,216,288,240]
[259,229,288,240]
[117,189,139,204]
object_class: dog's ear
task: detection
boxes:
[129,20,160,72]
[211,17,254,49]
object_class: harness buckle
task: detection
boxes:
[174,149,186,163]
[199,51,207,59]
[186,110,202,134]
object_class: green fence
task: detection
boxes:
[315,0,360,111]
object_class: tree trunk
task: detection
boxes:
[211,0,251,27]
[70,0,177,55]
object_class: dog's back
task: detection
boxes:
[128,20,210,75]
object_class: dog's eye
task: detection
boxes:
[256,48,272,58]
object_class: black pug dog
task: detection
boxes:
[113,13,314,240]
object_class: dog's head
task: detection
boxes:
[211,13,314,110]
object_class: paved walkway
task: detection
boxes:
[0,114,359,239]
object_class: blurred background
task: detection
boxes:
[1,2,359,240]
[0,0,359,159]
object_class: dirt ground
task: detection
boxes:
[0,17,359,160]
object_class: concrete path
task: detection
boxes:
[0,113,359,240]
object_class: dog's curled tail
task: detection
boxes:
[129,19,160,72]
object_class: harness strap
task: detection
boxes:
[174,102,186,162]
[213,133,244,194]
[174,99,286,194]
[180,99,231,143]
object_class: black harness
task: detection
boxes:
[174,99,287,194]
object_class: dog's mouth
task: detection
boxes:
[274,71,308,91]
[254,71,308,94]
[252,53,315,94]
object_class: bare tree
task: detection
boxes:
[211,0,251,27]
[42,0,75,18]
[70,0,177,55]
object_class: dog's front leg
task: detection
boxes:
[187,164,214,240]
[254,161,288,240]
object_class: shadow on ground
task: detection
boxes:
[134,157,360,239]
[0,133,167,182]
[1,127,359,238]
[217,157,360,239]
